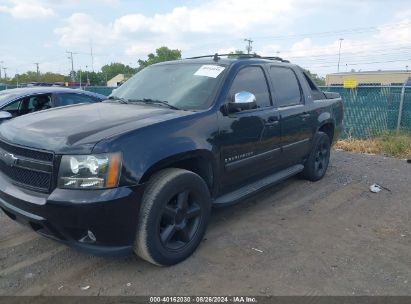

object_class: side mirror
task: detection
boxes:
[0,111,12,122]
[227,91,257,113]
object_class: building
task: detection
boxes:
[107,74,129,87]
[326,70,411,86]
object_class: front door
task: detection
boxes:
[218,65,281,191]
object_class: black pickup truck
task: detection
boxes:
[0,55,343,266]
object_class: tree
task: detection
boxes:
[303,69,325,86]
[8,71,67,84]
[137,46,182,70]
[101,63,136,81]
[227,50,245,58]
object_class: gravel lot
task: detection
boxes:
[0,151,410,296]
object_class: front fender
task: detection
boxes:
[93,111,219,186]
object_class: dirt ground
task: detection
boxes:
[0,151,410,296]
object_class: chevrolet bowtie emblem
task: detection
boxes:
[1,152,18,167]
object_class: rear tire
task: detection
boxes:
[301,132,330,181]
[134,168,211,266]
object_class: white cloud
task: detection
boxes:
[113,0,294,35]
[54,13,117,48]
[54,0,302,62]
[0,0,54,19]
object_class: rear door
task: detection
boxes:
[218,65,281,190]
[268,66,313,166]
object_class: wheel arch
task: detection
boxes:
[139,150,217,194]
[316,112,336,144]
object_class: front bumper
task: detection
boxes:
[0,172,144,256]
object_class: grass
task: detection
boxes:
[334,131,411,159]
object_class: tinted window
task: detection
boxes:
[55,93,99,107]
[270,67,302,107]
[302,72,326,100]
[229,66,271,108]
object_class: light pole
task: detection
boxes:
[337,38,344,73]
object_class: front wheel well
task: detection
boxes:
[318,123,335,143]
[140,156,214,192]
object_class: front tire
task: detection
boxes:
[301,131,331,181]
[134,168,211,266]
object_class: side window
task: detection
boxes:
[302,71,326,100]
[229,66,271,108]
[3,99,21,111]
[269,67,302,107]
[55,93,99,107]
[27,94,51,111]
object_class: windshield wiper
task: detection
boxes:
[132,98,180,110]
[107,96,129,104]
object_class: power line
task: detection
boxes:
[302,58,411,69]
[190,21,411,50]
[251,21,411,41]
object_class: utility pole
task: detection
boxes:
[34,62,40,79]
[90,40,94,72]
[244,38,254,54]
[79,67,82,89]
[2,67,7,80]
[85,65,90,86]
[66,51,76,81]
[337,38,344,73]
[0,61,3,79]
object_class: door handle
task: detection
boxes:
[266,116,279,126]
[300,113,311,119]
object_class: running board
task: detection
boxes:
[213,164,304,207]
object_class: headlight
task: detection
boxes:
[58,153,121,189]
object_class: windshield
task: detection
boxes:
[109,63,226,110]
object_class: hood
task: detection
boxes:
[0,102,190,154]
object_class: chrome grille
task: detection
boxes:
[0,139,54,192]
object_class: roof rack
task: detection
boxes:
[185,53,290,63]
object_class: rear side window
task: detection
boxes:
[55,93,99,107]
[269,67,302,107]
[302,71,326,100]
[229,66,271,108]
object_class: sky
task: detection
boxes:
[0,0,410,78]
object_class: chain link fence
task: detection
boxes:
[320,86,411,138]
[1,84,410,139]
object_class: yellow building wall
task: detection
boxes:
[326,72,411,86]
